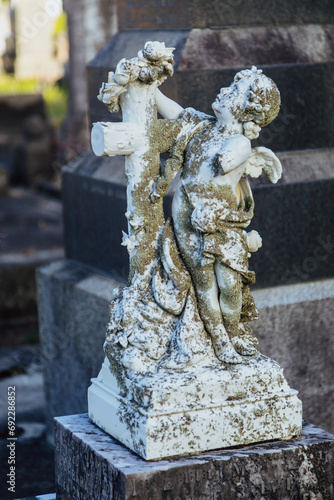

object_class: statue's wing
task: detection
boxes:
[249,146,282,184]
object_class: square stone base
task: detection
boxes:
[88,357,302,460]
[55,414,334,499]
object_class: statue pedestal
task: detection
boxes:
[88,356,302,460]
[55,414,334,499]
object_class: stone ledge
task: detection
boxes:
[55,414,334,499]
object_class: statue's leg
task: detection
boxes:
[172,192,241,363]
[191,263,242,364]
[215,262,257,356]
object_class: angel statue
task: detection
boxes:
[92,44,282,370]
[151,66,282,364]
[89,46,302,459]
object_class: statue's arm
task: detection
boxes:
[156,89,184,119]
[216,135,251,174]
[150,137,187,203]
[191,136,253,232]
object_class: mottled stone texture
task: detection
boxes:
[55,414,334,500]
[253,280,334,435]
[36,260,121,440]
[87,31,334,152]
[118,0,334,30]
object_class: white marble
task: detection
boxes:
[89,357,302,460]
[88,41,302,460]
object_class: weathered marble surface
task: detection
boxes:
[55,414,334,500]
[87,42,303,459]
[88,356,301,460]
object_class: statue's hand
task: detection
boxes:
[247,230,262,253]
[150,188,161,204]
[150,177,168,203]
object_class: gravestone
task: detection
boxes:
[53,37,334,497]
[85,46,304,460]
[55,415,334,499]
[0,93,54,185]
[38,0,334,443]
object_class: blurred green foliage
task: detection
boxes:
[0,74,37,93]
[54,11,68,36]
[0,74,68,129]
[43,84,68,128]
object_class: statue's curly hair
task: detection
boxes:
[234,66,280,127]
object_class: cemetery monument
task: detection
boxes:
[88,41,302,460]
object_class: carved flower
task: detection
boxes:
[128,213,144,230]
[143,41,174,63]
[97,72,127,112]
[139,66,160,84]
[114,58,139,85]
[121,231,139,254]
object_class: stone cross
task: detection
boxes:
[91,42,180,282]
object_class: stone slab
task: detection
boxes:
[87,31,334,152]
[249,177,334,287]
[62,152,128,281]
[55,414,334,499]
[252,279,334,435]
[62,150,334,288]
[118,0,334,30]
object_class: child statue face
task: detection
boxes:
[212,77,251,125]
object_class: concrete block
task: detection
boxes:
[55,414,334,499]
[36,259,121,440]
[253,279,334,434]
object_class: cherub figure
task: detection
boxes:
[152,67,282,364]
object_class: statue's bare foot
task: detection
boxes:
[212,338,243,364]
[243,334,259,346]
[239,324,259,346]
[231,337,258,356]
